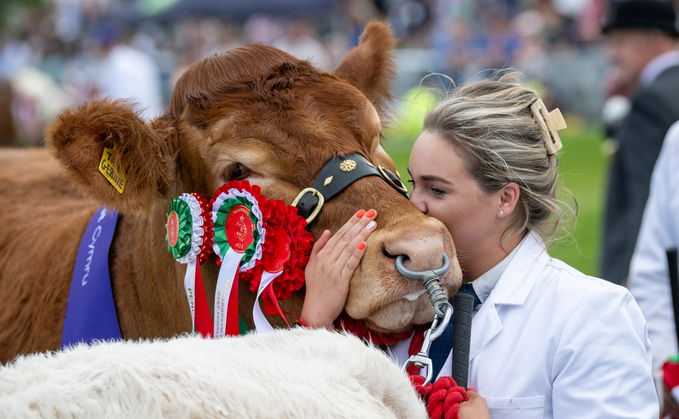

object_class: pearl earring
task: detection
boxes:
[499,210,504,216]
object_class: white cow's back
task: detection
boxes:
[0,328,426,419]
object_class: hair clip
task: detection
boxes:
[530,99,567,155]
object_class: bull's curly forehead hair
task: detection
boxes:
[167,45,322,122]
[423,70,577,245]
[164,43,386,162]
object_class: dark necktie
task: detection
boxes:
[428,283,481,380]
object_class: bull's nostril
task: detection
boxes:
[382,249,399,259]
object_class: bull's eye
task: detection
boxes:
[224,163,252,182]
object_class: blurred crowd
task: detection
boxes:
[0,0,610,145]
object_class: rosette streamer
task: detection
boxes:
[664,354,679,406]
[165,193,214,337]
[211,180,267,338]
[240,199,313,332]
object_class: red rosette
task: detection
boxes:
[212,180,269,213]
[240,199,313,301]
[190,192,215,265]
[210,179,272,267]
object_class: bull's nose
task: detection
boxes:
[344,213,458,328]
[395,253,451,281]
[395,253,451,317]
[380,217,451,273]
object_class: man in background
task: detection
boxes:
[95,26,163,121]
[600,0,679,285]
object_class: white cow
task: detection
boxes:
[0,329,427,419]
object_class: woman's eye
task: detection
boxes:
[406,179,414,185]
[431,186,446,196]
[225,163,251,181]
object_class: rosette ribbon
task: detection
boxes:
[211,180,267,338]
[166,193,214,337]
[241,199,313,333]
[664,354,679,409]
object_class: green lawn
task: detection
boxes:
[382,118,608,277]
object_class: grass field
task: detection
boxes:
[382,117,608,277]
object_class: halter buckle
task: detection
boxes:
[291,188,325,224]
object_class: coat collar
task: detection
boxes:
[490,231,551,306]
[469,231,551,362]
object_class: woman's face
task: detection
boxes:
[408,130,502,259]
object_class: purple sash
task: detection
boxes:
[62,207,121,348]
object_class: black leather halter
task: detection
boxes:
[293,153,409,224]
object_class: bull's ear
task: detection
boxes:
[45,98,175,215]
[332,21,397,120]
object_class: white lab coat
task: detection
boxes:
[395,232,658,418]
[628,121,679,372]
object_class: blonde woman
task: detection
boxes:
[301,72,658,418]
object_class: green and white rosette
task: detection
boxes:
[166,193,214,336]
[211,180,267,338]
[166,198,193,260]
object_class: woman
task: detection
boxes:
[300,72,658,418]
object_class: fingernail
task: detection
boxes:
[356,209,366,218]
[366,209,376,218]
[358,242,366,250]
[366,221,376,230]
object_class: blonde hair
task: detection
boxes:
[422,71,576,245]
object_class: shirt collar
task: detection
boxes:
[470,238,522,304]
[640,50,679,87]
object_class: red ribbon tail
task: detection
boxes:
[225,269,240,336]
[265,284,290,328]
[194,264,213,338]
[664,359,679,390]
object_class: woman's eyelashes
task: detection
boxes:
[430,185,446,197]
[407,179,446,197]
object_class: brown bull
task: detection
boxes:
[0,23,460,363]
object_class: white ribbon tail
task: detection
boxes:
[214,248,243,339]
[183,260,196,335]
[253,270,282,334]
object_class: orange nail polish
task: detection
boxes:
[366,209,376,218]
[358,242,366,250]
[356,209,366,218]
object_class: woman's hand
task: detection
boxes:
[300,209,377,329]
[458,389,490,419]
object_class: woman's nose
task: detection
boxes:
[409,190,427,215]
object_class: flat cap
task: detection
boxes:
[602,0,678,36]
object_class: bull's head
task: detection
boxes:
[46,22,461,336]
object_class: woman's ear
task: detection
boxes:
[497,182,520,218]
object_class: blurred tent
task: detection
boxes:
[107,0,338,22]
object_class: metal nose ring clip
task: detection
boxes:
[396,254,452,386]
